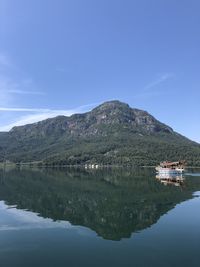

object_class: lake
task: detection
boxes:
[0,167,200,267]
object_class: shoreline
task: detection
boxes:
[1,162,200,169]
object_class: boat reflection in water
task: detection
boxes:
[156,173,185,187]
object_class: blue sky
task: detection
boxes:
[0,0,199,142]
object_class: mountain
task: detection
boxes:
[0,100,200,166]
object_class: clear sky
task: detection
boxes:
[0,0,199,142]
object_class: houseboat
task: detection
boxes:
[155,161,186,175]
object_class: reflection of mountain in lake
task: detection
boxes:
[0,168,199,240]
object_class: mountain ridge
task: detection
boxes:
[0,100,200,166]
[10,100,173,133]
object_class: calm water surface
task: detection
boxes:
[0,167,200,267]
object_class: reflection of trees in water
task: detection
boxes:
[0,168,199,240]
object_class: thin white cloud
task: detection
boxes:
[7,89,45,95]
[0,102,99,131]
[0,107,52,112]
[0,75,45,97]
[0,52,99,131]
[0,102,99,113]
[0,52,45,104]
[144,73,174,91]
[0,112,74,131]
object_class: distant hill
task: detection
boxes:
[0,100,200,166]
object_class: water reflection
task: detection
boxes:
[0,167,199,240]
[156,173,185,187]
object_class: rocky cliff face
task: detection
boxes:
[89,100,173,133]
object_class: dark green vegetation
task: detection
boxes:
[0,100,200,166]
[1,168,200,240]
